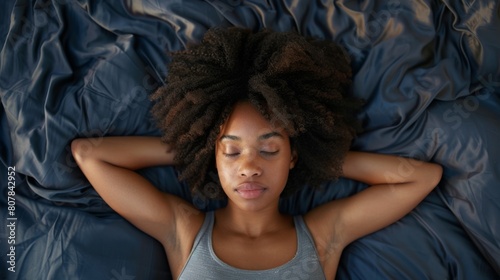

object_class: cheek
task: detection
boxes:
[273,156,294,184]
[215,155,233,186]
[274,162,291,183]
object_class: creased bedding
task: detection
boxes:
[1,0,499,279]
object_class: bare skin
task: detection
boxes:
[72,102,442,279]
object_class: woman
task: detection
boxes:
[71,28,442,279]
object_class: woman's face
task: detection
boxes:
[215,101,297,212]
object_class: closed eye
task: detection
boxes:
[223,153,240,158]
[261,150,279,156]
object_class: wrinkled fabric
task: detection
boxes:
[1,0,499,279]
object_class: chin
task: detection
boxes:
[231,198,278,213]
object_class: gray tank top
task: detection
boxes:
[178,211,326,279]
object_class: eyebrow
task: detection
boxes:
[219,131,284,142]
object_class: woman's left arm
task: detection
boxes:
[307,151,442,249]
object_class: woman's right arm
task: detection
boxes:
[71,136,200,244]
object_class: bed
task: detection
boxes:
[1,0,499,279]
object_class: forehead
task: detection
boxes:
[219,101,288,139]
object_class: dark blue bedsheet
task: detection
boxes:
[1,0,499,279]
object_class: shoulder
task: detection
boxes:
[162,202,206,277]
[164,199,206,249]
[302,204,346,279]
[303,200,348,255]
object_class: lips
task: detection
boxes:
[235,182,267,199]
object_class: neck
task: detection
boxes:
[216,201,290,238]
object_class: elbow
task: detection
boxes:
[71,138,92,164]
[427,163,443,190]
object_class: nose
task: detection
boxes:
[238,154,262,177]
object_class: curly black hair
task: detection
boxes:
[150,27,362,200]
